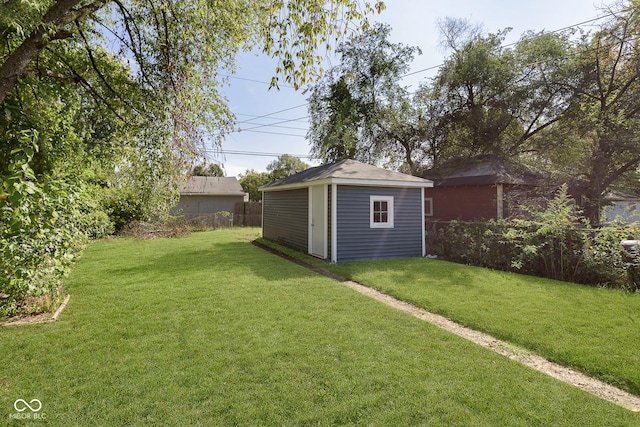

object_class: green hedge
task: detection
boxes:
[426,187,639,291]
[0,135,111,317]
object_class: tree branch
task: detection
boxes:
[24,68,82,82]
[49,47,128,123]
[0,0,110,103]
[75,21,117,94]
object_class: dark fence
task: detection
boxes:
[234,201,262,227]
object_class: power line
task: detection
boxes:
[228,7,624,135]
[237,103,308,124]
[238,129,307,137]
[236,112,309,123]
[207,149,312,158]
[240,116,309,131]
[224,74,295,89]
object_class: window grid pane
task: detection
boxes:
[373,200,388,223]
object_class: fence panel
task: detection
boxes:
[234,201,262,227]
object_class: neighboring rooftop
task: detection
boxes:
[262,159,433,190]
[180,176,246,196]
[423,155,545,187]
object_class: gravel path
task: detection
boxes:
[253,241,640,412]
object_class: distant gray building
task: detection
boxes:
[603,191,640,224]
[260,159,433,262]
[173,176,248,220]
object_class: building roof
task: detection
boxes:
[423,155,544,187]
[261,159,433,191]
[180,176,246,196]
[606,191,640,202]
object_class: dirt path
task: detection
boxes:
[253,241,640,412]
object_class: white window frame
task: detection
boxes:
[424,197,433,217]
[370,195,394,229]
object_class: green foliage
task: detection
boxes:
[0,0,384,317]
[306,23,422,167]
[0,133,88,317]
[427,186,638,290]
[239,169,271,201]
[193,163,225,177]
[266,154,309,180]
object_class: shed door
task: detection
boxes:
[309,185,327,258]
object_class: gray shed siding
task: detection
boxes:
[263,188,308,251]
[173,195,244,218]
[336,186,422,262]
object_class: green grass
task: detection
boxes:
[315,255,640,397]
[1,229,639,426]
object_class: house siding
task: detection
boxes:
[336,186,423,261]
[425,184,540,221]
[173,195,245,218]
[425,185,497,221]
[263,189,308,251]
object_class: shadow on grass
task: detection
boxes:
[102,240,324,284]
[329,257,500,290]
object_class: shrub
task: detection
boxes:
[426,185,639,290]
[0,135,88,317]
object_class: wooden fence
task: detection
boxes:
[234,201,262,227]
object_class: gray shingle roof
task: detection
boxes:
[180,176,246,196]
[262,159,432,189]
[423,155,544,186]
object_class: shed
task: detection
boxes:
[173,176,248,220]
[423,155,545,221]
[260,159,433,262]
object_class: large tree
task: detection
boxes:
[1,0,385,159]
[266,154,309,181]
[557,1,640,223]
[306,23,422,170]
[0,0,383,316]
[423,21,577,166]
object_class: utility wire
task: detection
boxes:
[239,116,309,131]
[205,148,312,158]
[225,7,625,137]
[236,112,309,123]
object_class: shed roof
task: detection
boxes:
[261,159,433,191]
[180,176,246,196]
[423,155,544,187]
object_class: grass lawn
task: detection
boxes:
[310,254,640,397]
[1,229,639,426]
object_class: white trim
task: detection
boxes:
[309,185,328,259]
[331,184,337,263]
[322,184,328,258]
[424,197,433,217]
[261,177,433,192]
[496,183,504,219]
[307,187,313,254]
[370,195,394,229]
[421,188,426,257]
[261,192,265,237]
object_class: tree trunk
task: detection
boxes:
[0,0,109,104]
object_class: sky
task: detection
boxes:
[215,0,610,177]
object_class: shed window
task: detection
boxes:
[370,196,394,228]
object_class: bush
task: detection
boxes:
[1,137,88,317]
[426,186,639,290]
